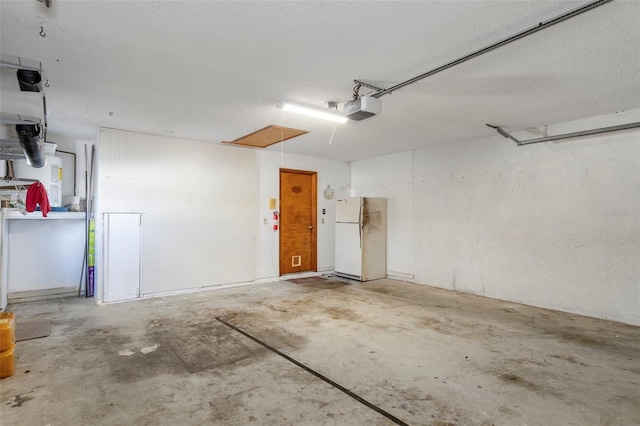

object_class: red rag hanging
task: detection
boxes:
[25,182,51,217]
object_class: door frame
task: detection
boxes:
[279,168,317,275]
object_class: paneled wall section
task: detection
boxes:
[98,129,257,295]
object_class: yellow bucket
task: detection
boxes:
[0,343,15,379]
[0,312,15,352]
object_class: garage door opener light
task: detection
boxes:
[277,101,347,124]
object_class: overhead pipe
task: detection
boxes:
[371,0,613,98]
[15,124,46,168]
[486,122,640,146]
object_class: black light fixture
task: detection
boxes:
[16,69,42,92]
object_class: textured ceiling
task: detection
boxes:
[1,1,639,161]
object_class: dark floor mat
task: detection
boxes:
[287,276,328,285]
[16,320,51,342]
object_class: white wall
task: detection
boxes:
[98,129,257,296]
[351,151,414,279]
[255,150,350,280]
[97,130,350,297]
[352,109,640,325]
[97,109,639,324]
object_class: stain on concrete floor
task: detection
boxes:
[5,392,34,408]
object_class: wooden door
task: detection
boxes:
[279,169,317,275]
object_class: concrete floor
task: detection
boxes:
[1,278,638,426]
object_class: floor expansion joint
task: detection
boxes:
[215,317,409,426]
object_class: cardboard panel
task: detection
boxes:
[223,125,308,148]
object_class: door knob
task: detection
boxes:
[308,225,313,230]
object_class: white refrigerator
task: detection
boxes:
[335,197,386,281]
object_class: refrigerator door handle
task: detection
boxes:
[359,202,363,249]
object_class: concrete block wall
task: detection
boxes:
[352,109,640,325]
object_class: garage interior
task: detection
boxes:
[0,1,638,425]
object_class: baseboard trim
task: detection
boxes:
[386,271,415,281]
[9,286,79,304]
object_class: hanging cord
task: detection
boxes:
[280,131,284,164]
[329,122,338,145]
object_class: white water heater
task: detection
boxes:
[12,156,63,207]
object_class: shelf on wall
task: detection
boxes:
[2,208,85,220]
